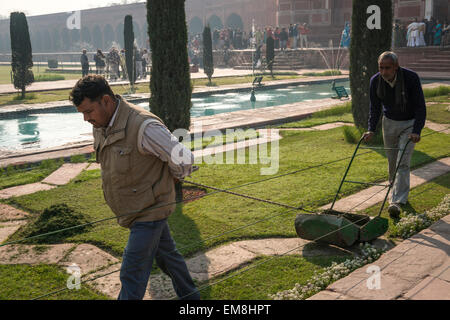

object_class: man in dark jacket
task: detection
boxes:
[363,51,426,218]
[80,49,90,77]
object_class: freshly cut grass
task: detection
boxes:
[427,103,450,124]
[200,255,350,300]
[0,159,64,190]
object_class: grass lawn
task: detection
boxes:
[276,102,353,128]
[3,125,449,258]
[0,159,64,191]
[199,254,350,300]
[0,264,110,300]
[427,103,450,124]
[0,65,81,85]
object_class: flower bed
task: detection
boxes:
[270,194,450,300]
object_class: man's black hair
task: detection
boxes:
[69,75,115,106]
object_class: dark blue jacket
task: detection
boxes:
[368,67,426,135]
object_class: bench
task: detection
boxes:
[332,85,349,100]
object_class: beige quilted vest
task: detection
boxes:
[93,97,176,228]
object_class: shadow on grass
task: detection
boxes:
[167,186,212,299]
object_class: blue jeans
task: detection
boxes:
[118,219,200,300]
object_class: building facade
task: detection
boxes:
[0,0,448,53]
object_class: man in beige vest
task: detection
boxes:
[70,75,200,300]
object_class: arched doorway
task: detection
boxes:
[226,13,244,30]
[207,15,223,30]
[189,17,203,36]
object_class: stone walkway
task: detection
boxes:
[308,214,450,300]
[0,121,448,300]
[322,157,450,213]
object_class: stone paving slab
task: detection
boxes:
[186,243,257,282]
[425,121,450,134]
[0,182,56,200]
[86,163,101,171]
[41,162,89,186]
[87,264,122,299]
[322,157,450,212]
[58,244,120,275]
[233,238,354,257]
[0,221,28,244]
[0,244,75,265]
[147,273,177,300]
[404,276,450,300]
[0,203,29,221]
[308,214,450,300]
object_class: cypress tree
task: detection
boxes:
[124,15,135,90]
[203,25,214,85]
[10,12,34,99]
[350,0,392,130]
[266,36,274,78]
[147,0,191,132]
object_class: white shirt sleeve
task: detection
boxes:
[139,118,194,179]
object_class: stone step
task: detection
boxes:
[414,60,450,64]
[405,66,450,72]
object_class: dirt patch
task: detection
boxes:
[182,186,207,203]
[0,203,29,221]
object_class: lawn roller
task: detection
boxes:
[295,135,410,247]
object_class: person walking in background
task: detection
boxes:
[426,17,436,46]
[425,18,432,46]
[441,22,450,47]
[80,49,90,77]
[107,47,120,81]
[119,49,127,80]
[433,20,442,46]
[418,20,427,46]
[142,49,149,79]
[406,19,418,47]
[279,27,288,52]
[341,21,351,48]
[288,24,294,49]
[94,49,106,75]
[363,51,426,219]
[274,27,280,49]
[299,23,310,49]
[135,46,143,80]
[292,23,298,49]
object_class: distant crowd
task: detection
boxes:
[189,24,312,52]
[187,23,313,67]
[393,18,450,48]
[80,46,150,81]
